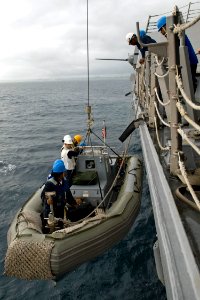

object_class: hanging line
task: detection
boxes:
[85,0,93,140]
[90,129,121,158]
[87,0,89,107]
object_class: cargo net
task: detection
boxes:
[4,239,54,280]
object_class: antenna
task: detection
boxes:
[85,0,93,137]
[87,0,89,106]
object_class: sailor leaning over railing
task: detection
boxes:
[134,8,200,210]
[157,15,198,93]
[126,30,156,65]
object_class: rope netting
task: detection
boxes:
[4,239,54,280]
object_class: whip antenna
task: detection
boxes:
[85,0,93,136]
[87,0,89,106]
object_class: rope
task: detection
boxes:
[178,152,200,211]
[154,87,170,106]
[4,239,54,280]
[87,0,89,107]
[176,74,200,110]
[91,130,121,158]
[148,88,151,98]
[176,101,200,132]
[155,55,165,66]
[154,117,170,151]
[173,14,200,34]
[154,101,170,127]
[154,69,169,78]
[177,128,200,156]
[139,65,146,95]
[175,186,200,212]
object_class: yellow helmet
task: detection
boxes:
[74,135,82,143]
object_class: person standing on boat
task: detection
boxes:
[157,16,198,93]
[126,30,156,64]
[41,159,93,231]
[61,134,80,188]
[41,160,78,229]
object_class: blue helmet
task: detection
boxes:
[139,30,146,38]
[157,16,166,31]
[52,159,66,173]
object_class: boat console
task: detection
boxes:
[71,146,118,207]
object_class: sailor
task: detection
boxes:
[157,16,198,93]
[41,159,94,232]
[41,159,78,230]
[73,134,83,147]
[126,30,156,64]
[61,134,80,187]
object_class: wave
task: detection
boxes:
[0,161,16,174]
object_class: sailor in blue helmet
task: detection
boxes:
[41,159,77,224]
[126,30,156,64]
[157,15,198,93]
[41,159,94,232]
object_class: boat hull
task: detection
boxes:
[5,156,142,280]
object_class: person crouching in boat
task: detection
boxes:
[41,159,79,233]
[61,134,80,188]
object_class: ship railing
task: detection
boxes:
[134,6,200,209]
[133,5,200,299]
[145,2,200,33]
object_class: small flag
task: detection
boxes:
[102,121,107,139]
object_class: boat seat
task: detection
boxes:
[72,170,98,185]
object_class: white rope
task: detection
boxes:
[143,77,147,87]
[177,127,200,157]
[154,69,169,78]
[155,55,165,66]
[173,15,200,34]
[148,88,151,98]
[154,87,170,106]
[154,101,170,127]
[154,117,170,151]
[176,101,200,132]
[176,75,200,110]
[178,152,200,211]
[138,66,145,98]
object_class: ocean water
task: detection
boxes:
[0,78,166,300]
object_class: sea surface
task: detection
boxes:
[0,77,166,300]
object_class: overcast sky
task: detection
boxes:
[0,0,197,81]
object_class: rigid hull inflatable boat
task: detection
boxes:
[5,146,142,280]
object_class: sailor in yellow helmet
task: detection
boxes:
[73,134,87,151]
[73,134,87,148]
[73,134,82,146]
